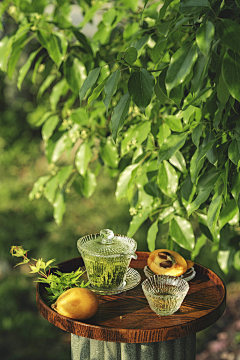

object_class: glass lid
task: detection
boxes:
[77,229,137,256]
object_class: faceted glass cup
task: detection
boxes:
[142,275,189,316]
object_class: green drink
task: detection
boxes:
[83,254,130,290]
[77,229,137,294]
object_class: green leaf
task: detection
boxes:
[147,220,158,252]
[191,52,208,93]
[100,137,119,168]
[191,233,207,260]
[128,68,155,110]
[51,133,70,163]
[37,30,67,68]
[218,19,240,56]
[125,47,138,65]
[170,216,195,251]
[233,251,240,271]
[0,36,13,72]
[32,54,45,84]
[7,32,28,79]
[231,171,240,202]
[75,142,92,176]
[72,29,93,56]
[196,21,214,57]
[157,21,172,37]
[217,73,230,106]
[169,150,186,173]
[187,173,221,216]
[42,115,59,142]
[207,194,222,235]
[158,161,178,198]
[219,199,239,230]
[70,108,89,126]
[222,49,240,102]
[192,123,202,147]
[163,115,182,132]
[179,0,210,14]
[166,42,198,94]
[217,250,232,274]
[197,170,220,193]
[50,78,69,111]
[116,164,139,200]
[81,169,97,199]
[103,69,121,114]
[181,175,196,209]
[157,123,171,147]
[64,55,86,94]
[17,47,42,90]
[228,139,240,165]
[203,131,217,165]
[58,165,73,189]
[37,74,56,100]
[127,208,152,238]
[44,176,59,204]
[182,87,211,111]
[190,147,205,184]
[195,139,217,164]
[111,92,131,142]
[53,189,66,225]
[79,67,101,104]
[29,175,50,201]
[87,76,109,110]
[158,133,188,163]
[158,0,173,20]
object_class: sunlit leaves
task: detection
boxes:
[158,161,178,198]
[103,69,121,114]
[116,164,139,200]
[42,115,59,141]
[79,67,101,104]
[170,216,195,251]
[158,133,188,163]
[219,200,239,230]
[222,50,240,102]
[128,68,155,110]
[111,92,131,142]
[75,142,92,176]
[17,47,42,90]
[127,208,152,238]
[207,195,222,236]
[37,29,67,68]
[147,220,158,252]
[196,21,214,57]
[53,189,66,225]
[218,19,240,56]
[124,47,138,65]
[228,139,240,165]
[166,42,198,94]
[179,0,210,14]
[100,137,119,168]
[64,55,86,94]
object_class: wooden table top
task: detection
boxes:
[36,251,226,343]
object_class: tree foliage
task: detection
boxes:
[1,0,240,273]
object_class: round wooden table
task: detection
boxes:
[36,251,226,360]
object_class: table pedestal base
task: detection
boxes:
[71,333,196,360]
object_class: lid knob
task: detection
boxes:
[100,229,114,244]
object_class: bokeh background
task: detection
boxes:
[1,6,240,360]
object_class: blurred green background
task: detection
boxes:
[0,27,240,360]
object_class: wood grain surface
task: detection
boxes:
[36,251,226,343]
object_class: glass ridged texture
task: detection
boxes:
[77,230,137,291]
[142,275,189,316]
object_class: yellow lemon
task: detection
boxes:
[51,287,99,320]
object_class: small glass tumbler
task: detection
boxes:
[142,275,189,316]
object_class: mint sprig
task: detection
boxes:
[10,246,89,303]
